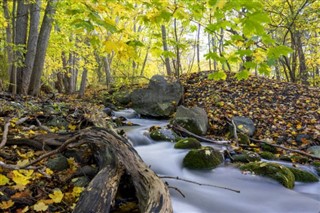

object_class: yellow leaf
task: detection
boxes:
[0,200,14,209]
[33,200,48,212]
[45,168,54,175]
[0,174,10,186]
[237,124,244,129]
[11,170,33,186]
[16,159,30,167]
[68,124,77,131]
[49,189,64,203]
[17,206,29,213]
[72,186,84,198]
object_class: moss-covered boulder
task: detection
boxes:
[232,151,261,163]
[239,162,295,189]
[174,138,201,149]
[261,143,277,153]
[260,151,275,160]
[287,167,319,182]
[149,128,178,142]
[183,146,223,169]
[238,133,250,145]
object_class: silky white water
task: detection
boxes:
[115,110,320,213]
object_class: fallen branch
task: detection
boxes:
[160,175,240,193]
[36,118,53,133]
[0,118,11,149]
[172,124,230,145]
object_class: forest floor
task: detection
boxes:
[0,71,319,212]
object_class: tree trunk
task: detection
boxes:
[3,0,13,82]
[8,0,17,94]
[140,46,149,76]
[296,31,308,85]
[103,56,113,88]
[15,0,29,94]
[78,68,87,98]
[29,0,57,96]
[197,24,201,72]
[21,0,41,94]
[161,25,172,76]
[173,18,181,77]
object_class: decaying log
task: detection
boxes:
[73,127,173,213]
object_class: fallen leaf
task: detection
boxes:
[33,200,48,212]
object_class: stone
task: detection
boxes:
[259,151,275,160]
[240,162,295,189]
[295,134,311,145]
[47,154,69,171]
[72,176,90,187]
[307,146,320,157]
[231,116,255,136]
[130,75,184,117]
[232,151,261,163]
[149,128,179,142]
[173,106,208,135]
[183,146,223,169]
[287,167,319,183]
[174,138,202,149]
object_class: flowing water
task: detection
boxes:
[115,109,320,213]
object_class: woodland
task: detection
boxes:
[0,0,320,212]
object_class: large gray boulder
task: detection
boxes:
[231,116,255,136]
[130,75,184,117]
[173,106,208,135]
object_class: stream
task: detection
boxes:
[114,109,320,213]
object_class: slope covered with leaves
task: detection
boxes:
[180,71,320,148]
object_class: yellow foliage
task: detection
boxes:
[49,189,64,203]
[0,174,10,186]
[33,200,49,212]
[0,200,14,209]
[11,170,33,186]
[16,159,30,167]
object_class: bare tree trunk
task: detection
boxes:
[140,46,149,76]
[173,18,181,77]
[3,0,13,82]
[296,31,308,85]
[29,0,57,96]
[8,0,17,94]
[15,0,29,94]
[78,68,87,98]
[161,25,172,76]
[103,56,113,89]
[21,0,41,94]
[196,23,201,72]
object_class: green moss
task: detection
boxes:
[290,155,309,164]
[174,138,201,149]
[232,151,261,163]
[149,130,169,141]
[261,143,277,153]
[287,167,319,182]
[183,146,223,169]
[260,151,275,160]
[279,155,292,162]
[239,162,295,189]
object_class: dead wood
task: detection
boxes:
[0,118,11,149]
[172,124,230,145]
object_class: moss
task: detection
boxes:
[290,155,309,164]
[238,133,250,145]
[260,151,275,160]
[261,143,277,153]
[149,130,169,141]
[279,155,292,162]
[183,146,223,169]
[174,138,201,149]
[287,167,319,182]
[239,162,295,189]
[232,151,261,163]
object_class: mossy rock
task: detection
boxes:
[174,138,201,149]
[287,167,319,183]
[279,155,292,162]
[183,146,223,170]
[239,162,295,189]
[238,133,250,145]
[149,128,178,142]
[260,151,275,160]
[290,155,309,164]
[312,161,320,176]
[261,143,277,153]
[232,151,261,163]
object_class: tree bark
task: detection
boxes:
[21,0,41,94]
[29,0,57,96]
[196,24,201,72]
[78,68,87,98]
[103,56,113,88]
[2,0,13,81]
[296,31,308,85]
[15,0,29,94]
[72,127,173,213]
[161,25,172,76]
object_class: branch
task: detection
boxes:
[0,118,11,149]
[160,175,240,193]
[172,124,230,145]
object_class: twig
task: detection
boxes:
[0,161,39,170]
[160,175,240,193]
[16,117,29,125]
[0,118,11,149]
[168,186,185,198]
[36,118,52,133]
[172,124,230,145]
[21,134,82,169]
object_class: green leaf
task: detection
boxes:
[126,40,144,47]
[208,70,227,81]
[235,70,250,80]
[72,19,94,31]
[267,45,293,59]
